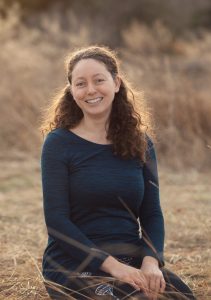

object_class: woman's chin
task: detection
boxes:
[85,107,112,118]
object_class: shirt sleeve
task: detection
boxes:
[139,136,165,267]
[41,132,110,272]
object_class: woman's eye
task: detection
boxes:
[76,82,85,87]
[97,79,104,83]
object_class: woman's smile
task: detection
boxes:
[85,97,103,104]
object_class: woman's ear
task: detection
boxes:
[69,84,73,95]
[114,75,121,93]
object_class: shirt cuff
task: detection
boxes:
[142,247,165,268]
[86,248,110,272]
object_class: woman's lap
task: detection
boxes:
[43,268,196,300]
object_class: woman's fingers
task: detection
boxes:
[128,271,148,295]
[147,276,166,300]
[155,276,161,293]
[135,278,148,293]
[160,277,166,293]
[148,276,158,300]
[129,280,140,291]
[153,277,161,300]
[135,271,149,296]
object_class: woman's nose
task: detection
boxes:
[87,83,96,95]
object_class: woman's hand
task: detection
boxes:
[140,256,166,300]
[100,256,148,294]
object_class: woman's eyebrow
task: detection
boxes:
[93,73,105,77]
[74,73,106,80]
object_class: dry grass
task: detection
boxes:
[0,157,210,299]
[120,21,211,170]
[0,7,211,169]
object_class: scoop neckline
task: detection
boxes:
[63,128,113,146]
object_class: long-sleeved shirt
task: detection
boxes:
[41,128,165,276]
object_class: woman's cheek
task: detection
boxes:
[74,92,84,102]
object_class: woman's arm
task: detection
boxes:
[139,136,165,267]
[138,137,166,299]
[41,132,109,272]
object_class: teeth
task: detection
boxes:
[85,97,103,104]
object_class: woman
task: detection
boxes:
[40,46,196,300]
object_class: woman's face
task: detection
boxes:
[70,58,120,119]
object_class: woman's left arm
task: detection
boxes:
[139,138,165,300]
[139,137,165,267]
[139,137,166,299]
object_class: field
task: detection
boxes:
[0,156,210,299]
[1,6,211,170]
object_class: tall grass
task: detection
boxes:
[120,20,211,170]
[1,158,210,299]
[0,5,211,169]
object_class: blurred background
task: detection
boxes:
[1,0,211,170]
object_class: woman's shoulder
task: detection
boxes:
[145,133,154,150]
[144,134,157,163]
[42,127,84,154]
[43,128,65,143]
[42,128,73,153]
[41,128,74,162]
[44,128,73,143]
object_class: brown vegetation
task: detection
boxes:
[0,4,211,169]
[0,157,210,299]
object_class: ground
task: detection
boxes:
[0,157,210,299]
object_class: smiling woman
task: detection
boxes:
[39,46,196,299]
[70,58,120,124]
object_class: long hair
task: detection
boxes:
[40,45,154,162]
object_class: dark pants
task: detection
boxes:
[43,267,196,300]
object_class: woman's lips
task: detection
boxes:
[85,97,103,104]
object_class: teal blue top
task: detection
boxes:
[41,128,164,276]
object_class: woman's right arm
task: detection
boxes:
[41,132,109,272]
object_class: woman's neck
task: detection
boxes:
[80,116,109,136]
[71,116,111,144]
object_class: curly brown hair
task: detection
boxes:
[40,45,154,162]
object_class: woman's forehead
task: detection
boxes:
[72,58,109,79]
